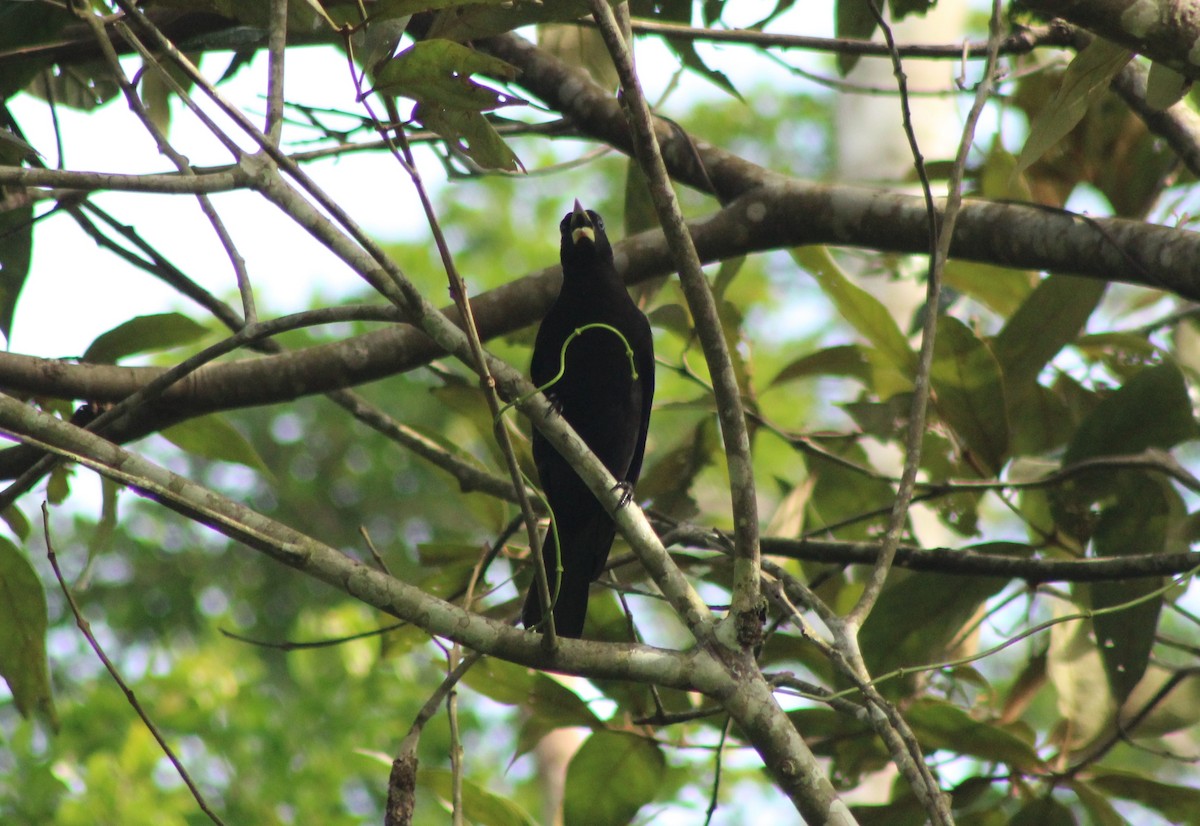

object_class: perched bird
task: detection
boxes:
[522,200,655,638]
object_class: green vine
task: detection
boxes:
[502,323,638,629]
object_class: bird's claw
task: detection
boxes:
[612,481,634,508]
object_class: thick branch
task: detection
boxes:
[1023,0,1200,80]
[3,181,1198,482]
[2,182,1195,411]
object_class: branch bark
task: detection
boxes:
[1023,0,1200,80]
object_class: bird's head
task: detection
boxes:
[559,199,612,265]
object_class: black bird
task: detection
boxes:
[522,200,655,638]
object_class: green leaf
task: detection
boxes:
[25,59,120,111]
[941,260,1037,317]
[835,0,879,76]
[1009,796,1076,826]
[1,505,30,541]
[1014,38,1132,180]
[414,102,522,172]
[374,39,519,110]
[860,570,1010,692]
[793,245,913,393]
[768,344,871,388]
[623,160,657,238]
[539,23,618,91]
[376,0,489,20]
[930,315,1009,474]
[843,393,912,439]
[992,274,1105,409]
[0,537,56,728]
[1066,780,1125,826]
[1090,576,1162,707]
[1090,770,1200,824]
[850,796,927,826]
[1051,365,1193,548]
[1086,482,1167,704]
[462,657,599,728]
[907,700,1043,771]
[46,463,71,504]
[426,0,591,41]
[807,443,897,540]
[564,731,665,826]
[160,414,270,473]
[1074,332,1160,379]
[891,0,935,19]
[85,476,121,575]
[0,186,32,342]
[0,1,73,97]
[1064,362,1198,465]
[82,312,209,364]
[1145,60,1189,111]
[664,35,742,100]
[635,418,719,520]
[418,768,537,826]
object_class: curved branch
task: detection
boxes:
[2,180,1198,480]
[0,391,715,689]
[4,189,1196,410]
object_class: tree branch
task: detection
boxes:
[5,179,1194,480]
[0,392,714,688]
[658,523,1200,582]
[1022,0,1200,81]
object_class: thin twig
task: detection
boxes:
[265,0,288,146]
[587,0,753,649]
[703,716,733,826]
[347,46,553,644]
[386,650,483,826]
[587,18,1071,60]
[846,1,945,627]
[41,502,227,826]
[106,17,258,324]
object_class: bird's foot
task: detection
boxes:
[612,481,635,508]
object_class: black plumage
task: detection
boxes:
[522,200,655,638]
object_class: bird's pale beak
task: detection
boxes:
[571,199,595,245]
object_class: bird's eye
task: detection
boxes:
[591,212,605,231]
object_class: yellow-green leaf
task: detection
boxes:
[419,768,537,826]
[374,39,519,111]
[414,102,522,172]
[564,731,665,826]
[83,312,208,364]
[1014,38,1132,181]
[793,245,914,394]
[1145,60,1189,111]
[160,414,270,473]
[930,315,1009,474]
[0,537,56,728]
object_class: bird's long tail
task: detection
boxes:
[522,518,615,638]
